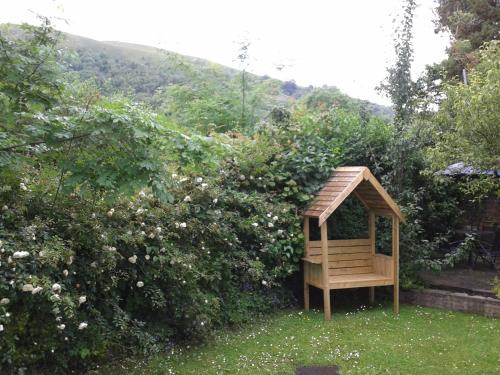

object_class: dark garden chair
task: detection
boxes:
[472,230,500,269]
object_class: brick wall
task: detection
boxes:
[401,288,500,317]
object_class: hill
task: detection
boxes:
[59,31,392,119]
[2,24,393,123]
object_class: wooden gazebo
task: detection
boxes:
[303,166,404,320]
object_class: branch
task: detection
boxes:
[0,132,91,152]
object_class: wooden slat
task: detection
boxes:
[315,191,340,197]
[324,181,350,187]
[333,172,361,177]
[328,273,393,289]
[321,186,346,192]
[328,259,372,268]
[308,246,371,256]
[335,166,366,172]
[308,203,332,210]
[329,266,373,276]
[328,177,358,182]
[308,239,371,247]
[307,252,372,262]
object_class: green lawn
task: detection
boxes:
[98,305,500,375]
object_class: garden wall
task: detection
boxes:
[401,288,500,317]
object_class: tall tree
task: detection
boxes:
[378,0,417,195]
[236,39,251,128]
[434,0,500,79]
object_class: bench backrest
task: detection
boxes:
[306,239,373,277]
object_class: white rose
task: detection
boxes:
[179,222,187,228]
[201,183,208,189]
[57,324,66,330]
[22,284,34,292]
[145,255,150,260]
[78,322,88,330]
[107,208,114,217]
[136,281,144,288]
[273,216,278,221]
[63,269,69,277]
[13,251,30,259]
[183,195,192,202]
[19,182,28,191]
[79,296,87,305]
[0,324,3,332]
[32,286,43,294]
[128,255,137,264]
[0,298,9,305]
[268,222,274,228]
[213,198,218,204]
[261,280,268,286]
[252,223,258,227]
[195,177,203,183]
[52,283,62,293]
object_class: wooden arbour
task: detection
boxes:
[303,166,404,320]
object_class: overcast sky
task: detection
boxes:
[1,0,450,105]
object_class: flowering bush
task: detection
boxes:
[0,159,303,372]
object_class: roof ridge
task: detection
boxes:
[304,166,405,224]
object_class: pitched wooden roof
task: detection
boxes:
[304,166,405,225]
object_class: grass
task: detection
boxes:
[97,305,500,375]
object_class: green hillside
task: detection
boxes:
[57,30,393,122]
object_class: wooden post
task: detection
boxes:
[392,215,400,314]
[303,217,310,311]
[368,211,376,305]
[321,222,331,320]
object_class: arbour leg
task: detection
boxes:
[323,288,331,320]
[393,285,399,314]
[369,287,375,305]
[304,282,310,311]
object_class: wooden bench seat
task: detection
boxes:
[303,167,402,320]
[328,273,393,289]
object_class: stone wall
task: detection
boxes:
[401,288,500,317]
